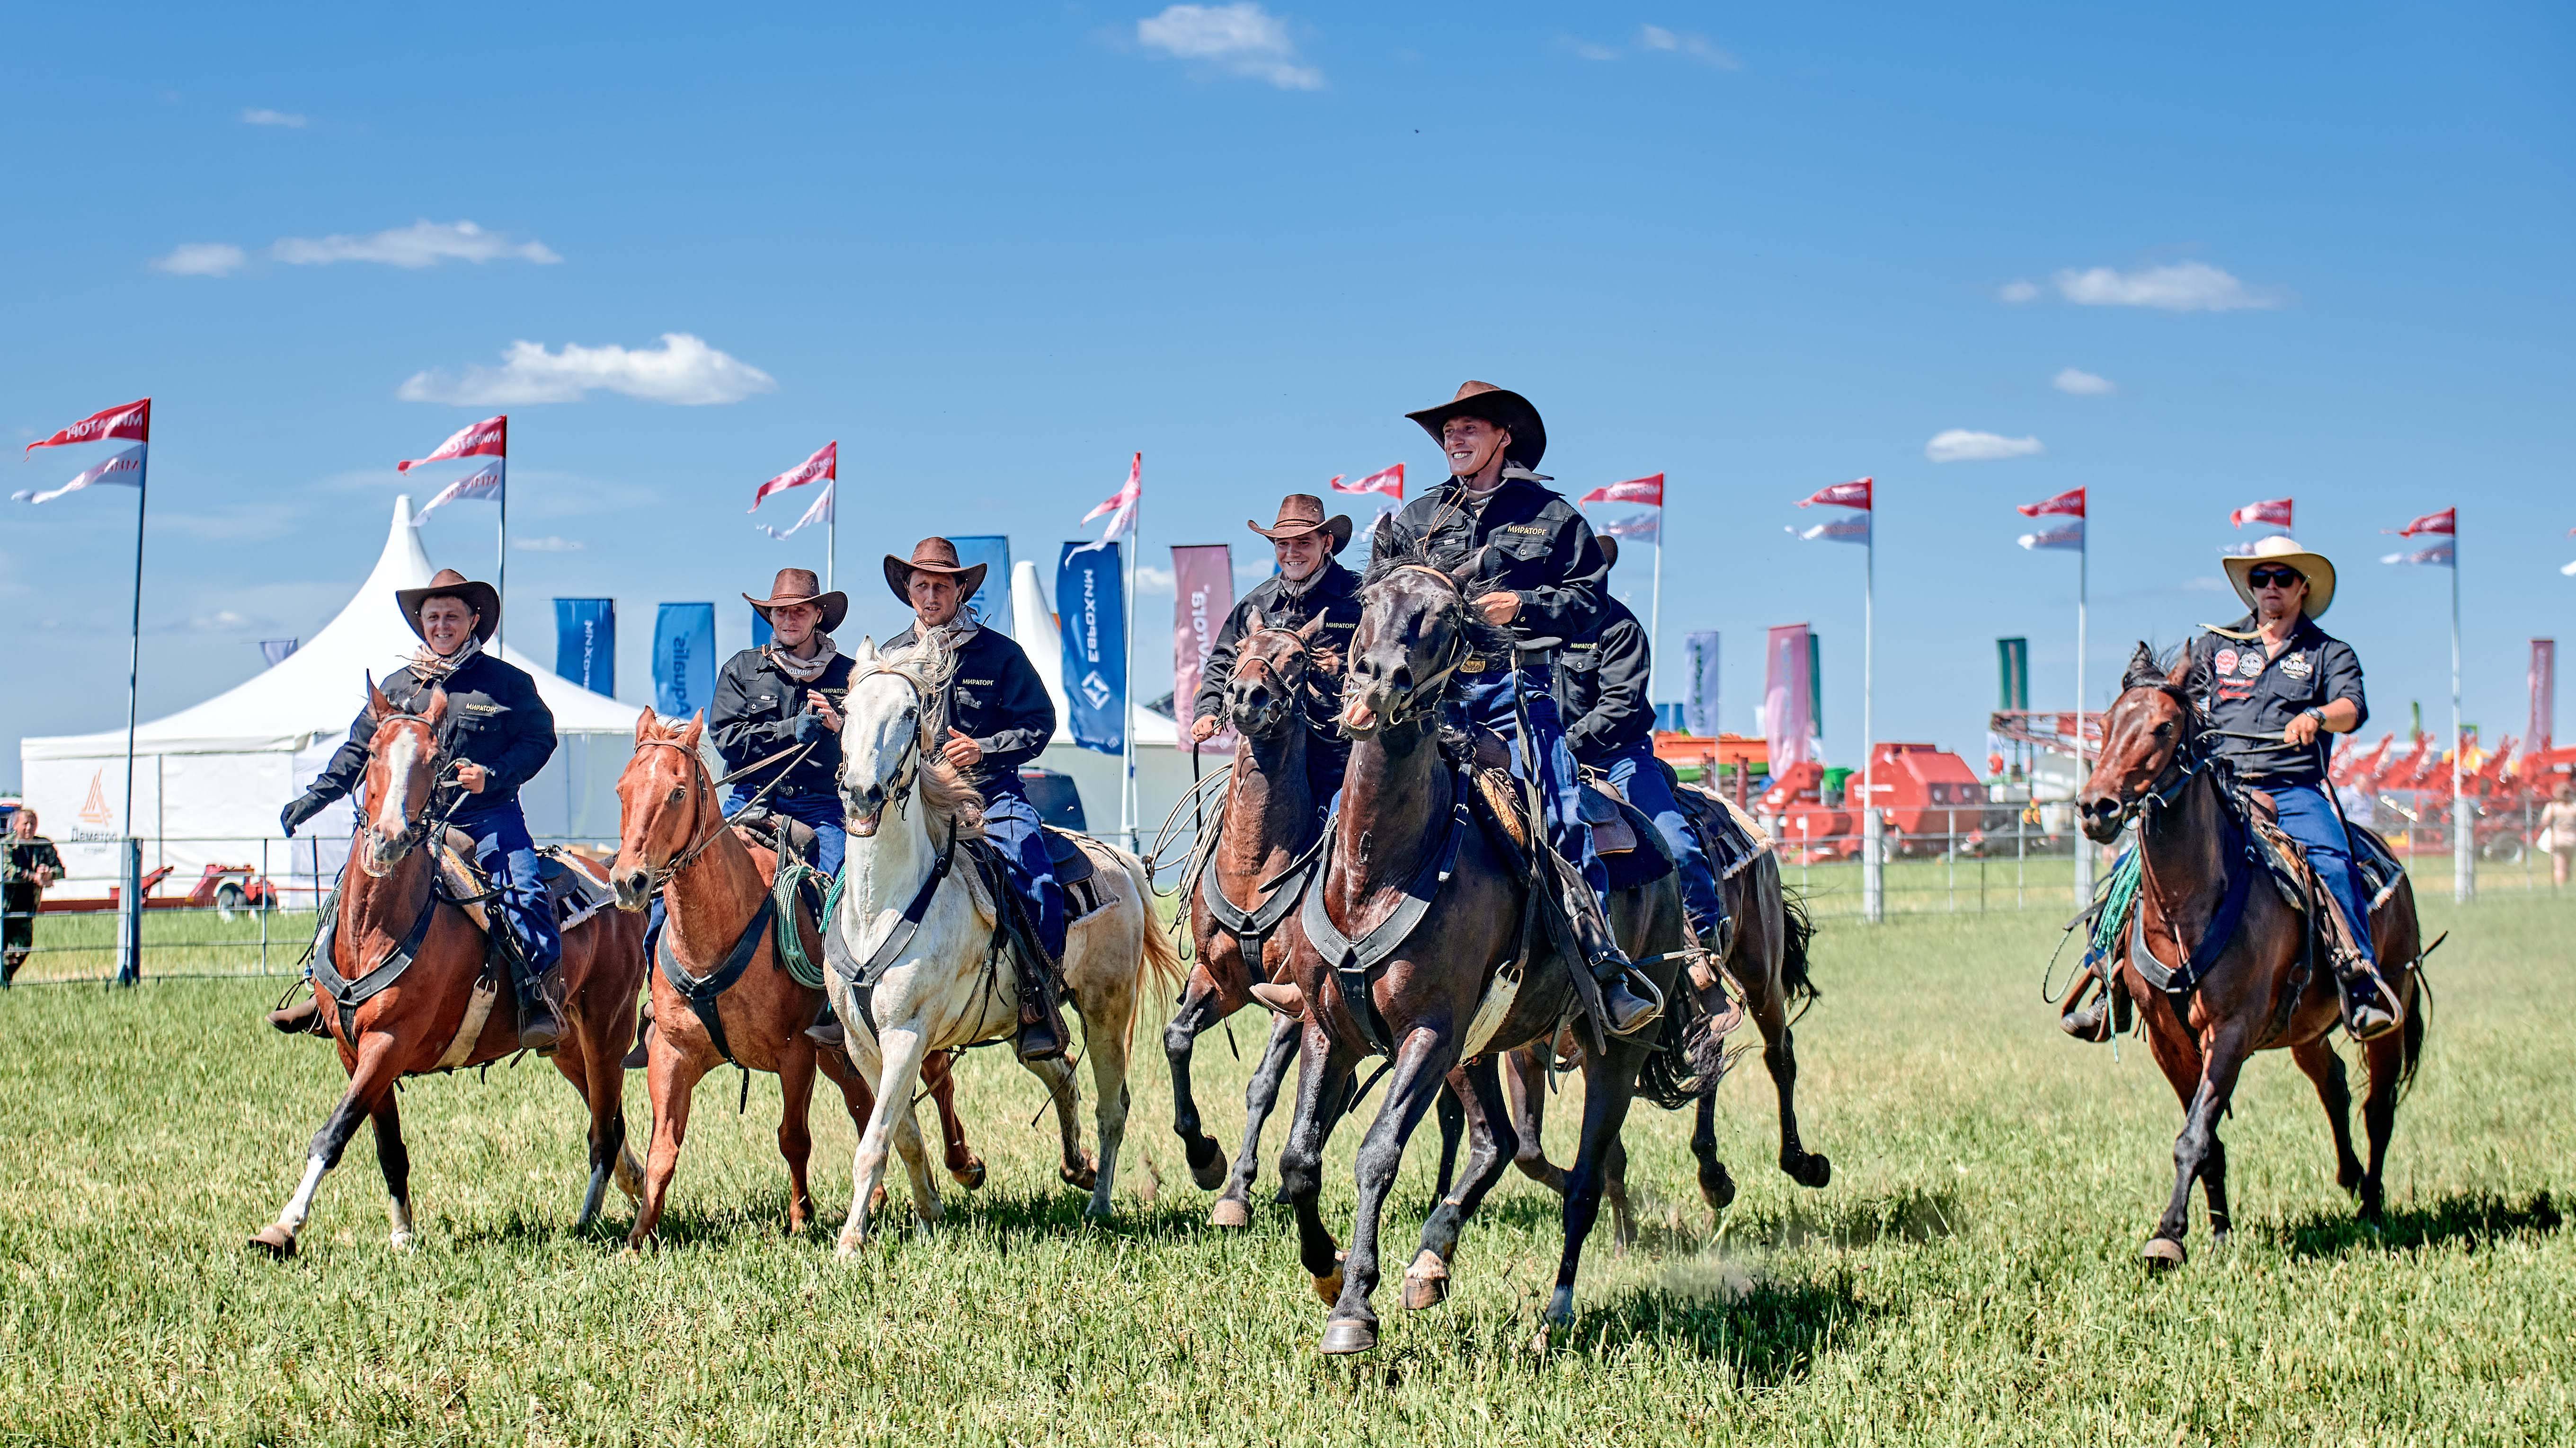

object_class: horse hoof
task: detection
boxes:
[1317,1318,1377,1355]
[1789,1152,1832,1189]
[950,1157,987,1192]
[1542,1285,1575,1327]
[835,1231,863,1258]
[1700,1163,1737,1214]
[1187,1147,1228,1192]
[388,1231,415,1253]
[1401,1249,1450,1311]
[1060,1155,1099,1192]
[247,1225,297,1260]
[2140,1236,2187,1270]
[1209,1198,1250,1229]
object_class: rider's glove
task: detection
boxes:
[280,794,326,838]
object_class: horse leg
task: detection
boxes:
[251,1037,400,1258]
[1079,987,1137,1219]
[1504,1043,1565,1192]
[813,1043,892,1219]
[2144,1026,2251,1268]
[1431,1082,1466,1201]
[1404,1055,1517,1312]
[1747,981,1830,1187]
[1022,1052,1096,1191]
[1212,1011,1301,1228]
[626,1034,706,1253]
[2356,1028,2406,1222]
[1164,978,1231,1190]
[557,1032,630,1233]
[1279,1022,1358,1319]
[2292,1037,2365,1197]
[1603,1135,1637,1250]
[1321,1026,1457,1355]
[1546,1045,1645,1327]
[1690,1091,1736,1217]
[919,1050,985,1189]
[779,1039,820,1235]
[838,1023,932,1254]
[887,1093,945,1229]
[372,1094,413,1250]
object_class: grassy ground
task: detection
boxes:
[1,892,2568,1446]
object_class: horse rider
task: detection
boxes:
[272,569,568,1050]
[879,538,1071,1061]
[4,808,64,988]
[713,568,856,876]
[1190,493,1364,817]
[1370,381,1659,1037]
[1559,536,1733,960]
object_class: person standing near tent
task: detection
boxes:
[270,569,566,1049]
[1190,494,1364,819]
[3,809,63,988]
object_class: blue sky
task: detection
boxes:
[5,2,2571,783]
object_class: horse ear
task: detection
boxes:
[1296,612,1329,642]
[2122,642,2163,691]
[635,707,658,743]
[679,711,705,750]
[1246,606,1268,634]
[422,687,450,727]
[365,672,392,725]
[2166,651,2193,689]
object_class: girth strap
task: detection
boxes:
[822,830,959,1038]
[2129,815,2259,999]
[658,892,777,1066]
[311,877,445,1044]
[1298,787,1472,1057]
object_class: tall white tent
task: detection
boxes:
[19,495,640,901]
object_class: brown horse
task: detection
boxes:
[250,681,649,1257]
[607,710,983,1250]
[2078,645,2426,1266]
[1165,611,1337,1227]
[1278,556,1720,1353]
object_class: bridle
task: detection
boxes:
[1229,625,1333,742]
[628,737,729,889]
[2100,684,2211,833]
[359,710,457,879]
[843,662,933,822]
[1343,564,1473,734]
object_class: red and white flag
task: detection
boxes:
[2229,496,2292,530]
[410,460,506,526]
[11,443,145,505]
[25,398,150,453]
[748,441,836,512]
[1082,452,1141,542]
[2393,507,2455,537]
[397,415,506,473]
[1580,472,1665,507]
[2016,486,2086,519]
[1799,477,1873,511]
[756,480,835,540]
[1329,463,1404,500]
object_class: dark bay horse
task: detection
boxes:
[1278,558,1714,1353]
[608,710,982,1251]
[250,681,649,1257]
[1166,612,1336,1228]
[2079,645,2426,1266]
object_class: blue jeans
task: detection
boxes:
[2270,783,2375,966]
[745,788,847,877]
[1452,659,1609,906]
[981,788,1066,960]
[455,803,561,978]
[1603,742,1728,943]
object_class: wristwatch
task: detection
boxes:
[2302,706,2327,724]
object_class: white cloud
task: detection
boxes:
[273,220,560,269]
[1137,3,1324,90]
[240,108,306,127]
[2041,261,2279,312]
[1134,564,1177,595]
[514,535,585,553]
[151,242,248,277]
[2052,367,2116,396]
[1559,36,1620,61]
[1637,24,1740,68]
[1926,429,2044,463]
[1997,280,2040,304]
[399,334,777,406]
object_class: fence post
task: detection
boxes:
[1861,807,1884,923]
[115,838,143,987]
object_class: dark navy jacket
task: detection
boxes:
[2187,613,2368,788]
[711,645,858,799]
[1368,468,1608,662]
[308,651,557,815]
[886,623,1056,796]
[1559,597,1654,763]
[1190,558,1363,738]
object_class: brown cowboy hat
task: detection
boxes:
[881,538,987,609]
[394,568,500,643]
[1405,380,1547,469]
[1597,536,1620,570]
[744,566,850,633]
[1246,494,1353,553]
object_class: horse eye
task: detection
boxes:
[666,786,685,805]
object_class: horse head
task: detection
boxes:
[610,707,709,910]
[1228,609,1335,742]
[2076,642,2196,843]
[357,675,450,877]
[1341,557,1486,738]
[841,632,950,838]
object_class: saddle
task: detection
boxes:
[1458,725,1659,874]
[728,807,818,871]
[435,832,616,936]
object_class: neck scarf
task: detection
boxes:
[766,633,839,684]
[410,634,482,682]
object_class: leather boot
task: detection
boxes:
[1566,883,1659,1037]
[2058,963,2114,1042]
[804,998,845,1051]
[1016,978,1068,1061]
[622,998,656,1068]
[2334,959,2401,1042]
[267,994,329,1036]
[515,967,565,1053]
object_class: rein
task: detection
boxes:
[1345,565,1473,734]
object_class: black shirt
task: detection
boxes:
[2187,612,2368,787]
[308,651,557,815]
[1190,558,1363,739]
[1369,468,1608,659]
[1560,597,1653,763]
[711,645,858,799]
[885,624,1056,795]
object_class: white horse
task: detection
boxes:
[826,632,1182,1248]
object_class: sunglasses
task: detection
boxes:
[2247,566,2303,589]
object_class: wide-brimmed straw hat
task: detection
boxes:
[1246,494,1352,553]
[744,566,850,633]
[1405,380,1547,469]
[2222,535,2337,618]
[395,568,501,643]
[881,538,987,609]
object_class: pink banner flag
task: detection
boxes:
[25,398,150,453]
[2394,507,2456,537]
[1601,512,1661,543]
[397,415,506,472]
[1329,463,1404,499]
[1581,472,1664,507]
[2380,539,2455,568]
[1082,452,1141,542]
[2230,496,2292,530]
[1172,544,1236,751]
[410,459,505,525]
[11,442,144,504]
[2532,639,2555,752]
[2016,486,2086,519]
[1763,624,1814,771]
[755,479,834,539]
[1799,477,1873,511]
[749,441,836,511]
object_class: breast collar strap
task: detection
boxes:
[1297,781,1473,1057]
[821,822,958,1038]
[1195,813,1331,983]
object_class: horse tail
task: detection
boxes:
[1118,849,1188,1049]
[2396,954,2431,1103]
[1778,875,1820,1006]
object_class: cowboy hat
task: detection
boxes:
[881,539,987,609]
[1598,536,1620,570]
[394,568,500,644]
[2222,535,2337,618]
[1405,380,1547,469]
[745,566,850,633]
[1246,494,1353,553]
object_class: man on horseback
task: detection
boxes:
[882,538,1070,1061]
[714,568,856,875]
[273,569,567,1050]
[1370,381,1658,1036]
[1561,536,1732,960]
[1190,493,1363,817]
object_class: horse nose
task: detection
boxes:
[612,867,649,909]
[2077,793,2124,844]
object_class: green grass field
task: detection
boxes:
[2,891,2569,1445]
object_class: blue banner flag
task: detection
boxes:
[654,602,717,719]
[1685,630,1721,735]
[948,535,1014,636]
[554,598,616,697]
[1056,541,1126,754]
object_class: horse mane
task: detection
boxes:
[868,630,987,837]
[1358,537,1516,659]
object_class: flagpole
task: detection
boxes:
[1861,507,1881,923]
[496,463,508,654]
[1122,493,1140,853]
[1650,514,1664,714]
[116,442,149,985]
[2074,519,2093,908]
[826,486,837,593]
[2454,512,2470,902]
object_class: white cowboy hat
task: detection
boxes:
[2222,535,2336,618]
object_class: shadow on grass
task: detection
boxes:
[452,1178,1229,1254]
[1556,1268,1877,1384]
[2270,1190,2562,1259]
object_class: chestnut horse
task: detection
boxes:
[250,681,649,1258]
[1165,611,1338,1228]
[607,710,984,1250]
[1278,556,1718,1354]
[2078,645,2426,1266]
